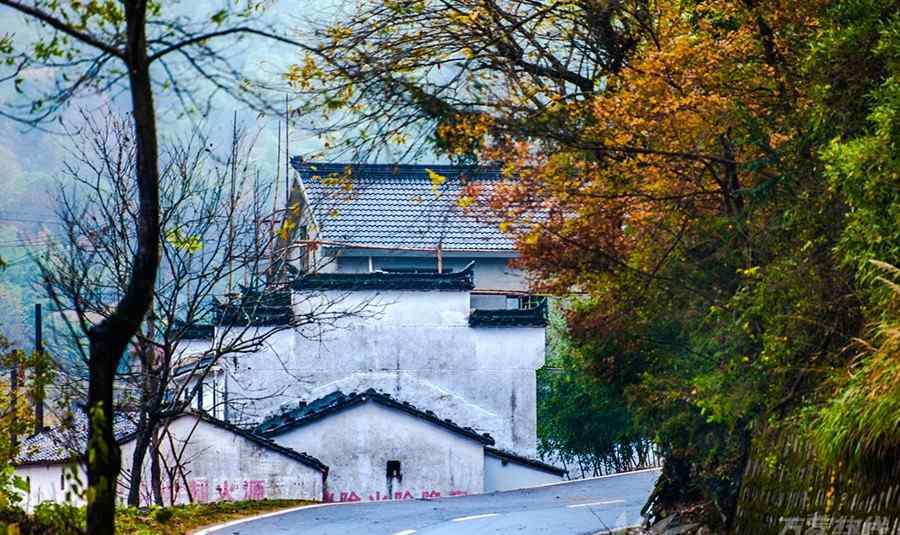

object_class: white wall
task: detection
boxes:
[16,463,85,512]
[227,289,545,456]
[118,414,324,506]
[484,453,565,492]
[270,401,484,502]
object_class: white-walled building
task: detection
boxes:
[118,412,327,506]
[176,162,565,494]
[484,447,566,492]
[13,410,327,510]
[257,389,492,502]
[222,268,546,457]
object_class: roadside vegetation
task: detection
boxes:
[0,499,313,535]
[290,0,900,530]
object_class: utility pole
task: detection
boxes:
[9,356,17,448]
[34,303,44,432]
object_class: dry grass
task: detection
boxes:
[814,261,900,477]
[117,499,316,535]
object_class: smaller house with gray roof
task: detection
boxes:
[256,389,564,502]
[14,409,327,510]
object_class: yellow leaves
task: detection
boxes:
[426,168,447,191]
[385,0,425,15]
[164,229,202,253]
[457,195,474,209]
[390,132,409,145]
[435,113,494,156]
[325,24,354,43]
[284,54,323,90]
[320,167,355,194]
[447,7,483,27]
[277,219,296,241]
[499,221,512,233]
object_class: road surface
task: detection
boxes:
[204,468,660,535]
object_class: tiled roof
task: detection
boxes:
[292,262,475,291]
[14,410,137,466]
[15,409,328,474]
[171,320,214,340]
[213,290,293,326]
[256,388,495,445]
[184,411,328,473]
[293,160,515,253]
[485,447,567,477]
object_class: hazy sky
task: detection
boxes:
[0,0,347,344]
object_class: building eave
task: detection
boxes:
[258,389,495,446]
[485,447,567,477]
[293,262,476,291]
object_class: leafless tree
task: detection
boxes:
[0,2,323,528]
[40,111,373,507]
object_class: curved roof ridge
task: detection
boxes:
[256,388,495,446]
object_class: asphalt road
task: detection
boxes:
[204,468,660,535]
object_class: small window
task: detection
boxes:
[386,460,402,479]
[60,472,65,490]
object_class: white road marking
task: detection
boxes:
[451,513,499,522]
[567,499,626,508]
[391,530,417,535]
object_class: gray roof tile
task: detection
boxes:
[256,388,495,445]
[15,410,136,466]
[293,161,514,253]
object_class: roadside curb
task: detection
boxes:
[190,501,358,535]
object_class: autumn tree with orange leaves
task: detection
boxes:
[294,0,900,529]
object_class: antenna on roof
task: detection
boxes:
[227,110,238,295]
[270,115,282,280]
[284,94,290,205]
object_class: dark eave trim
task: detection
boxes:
[469,300,548,328]
[118,411,329,474]
[259,389,494,446]
[485,447,567,477]
[293,262,475,291]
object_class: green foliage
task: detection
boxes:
[31,502,84,534]
[151,507,173,524]
[820,6,900,300]
[115,499,314,535]
[814,262,900,476]
[538,304,653,476]
[0,502,83,535]
[0,335,55,511]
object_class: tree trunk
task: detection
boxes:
[126,415,150,506]
[126,415,161,506]
[86,2,159,533]
[151,430,163,506]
